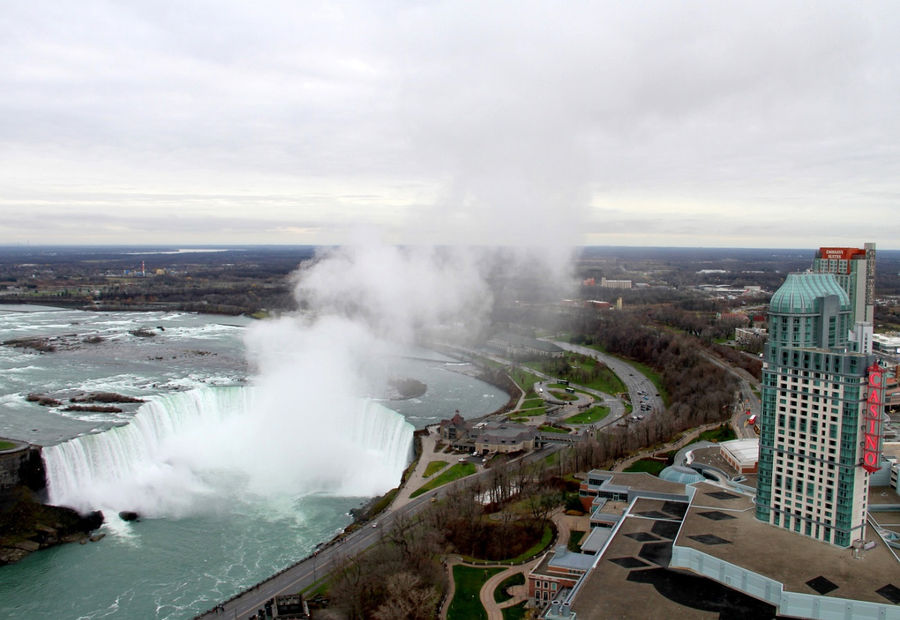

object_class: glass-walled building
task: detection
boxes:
[756,244,882,547]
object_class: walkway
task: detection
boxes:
[612,421,723,472]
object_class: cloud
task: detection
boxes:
[1,1,898,247]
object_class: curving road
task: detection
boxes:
[548,341,665,421]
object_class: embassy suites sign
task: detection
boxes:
[862,363,885,473]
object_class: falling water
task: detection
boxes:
[43,386,414,518]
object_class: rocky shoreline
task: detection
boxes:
[0,486,104,565]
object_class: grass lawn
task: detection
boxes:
[568,530,586,552]
[521,397,544,408]
[538,424,569,434]
[547,387,578,401]
[502,602,528,620]
[697,425,736,443]
[0,441,18,451]
[516,406,546,417]
[564,406,609,424]
[624,459,667,476]
[448,565,505,620]
[494,572,526,603]
[410,462,476,498]
[423,460,448,477]
[507,368,543,396]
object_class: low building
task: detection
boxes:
[734,327,767,346]
[600,277,632,289]
[542,475,900,620]
[719,438,759,474]
[438,415,538,454]
[873,333,900,356]
[528,546,595,611]
[472,421,538,454]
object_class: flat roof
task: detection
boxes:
[586,470,692,497]
[566,481,900,619]
[569,497,775,619]
[675,482,900,607]
[720,439,759,466]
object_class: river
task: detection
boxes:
[0,305,506,619]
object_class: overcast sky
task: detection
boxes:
[1,1,898,248]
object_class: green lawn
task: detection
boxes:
[0,440,18,451]
[507,368,543,396]
[697,425,736,444]
[494,572,525,603]
[410,462,476,498]
[567,530,586,552]
[538,424,569,434]
[423,460,448,477]
[448,565,505,620]
[547,387,578,401]
[564,406,609,425]
[624,459,667,476]
[516,406,546,417]
[521,397,544,408]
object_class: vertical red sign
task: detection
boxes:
[862,364,884,473]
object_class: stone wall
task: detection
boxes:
[0,442,46,495]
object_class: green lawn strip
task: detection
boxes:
[516,406,546,417]
[507,368,543,396]
[538,424,569,434]
[502,602,528,620]
[448,565,505,620]
[695,424,736,444]
[0,440,18,450]
[423,460,449,477]
[624,459,667,476]
[547,387,578,401]
[521,397,544,408]
[494,572,526,603]
[567,530,586,552]
[563,406,609,425]
[410,462,476,498]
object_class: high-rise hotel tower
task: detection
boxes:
[755,243,886,547]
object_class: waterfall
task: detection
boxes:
[43,386,414,518]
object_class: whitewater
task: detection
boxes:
[0,307,506,618]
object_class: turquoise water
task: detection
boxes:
[0,306,507,619]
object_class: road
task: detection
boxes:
[549,341,665,422]
[194,492,433,620]
[700,352,761,439]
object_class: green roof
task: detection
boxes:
[769,272,849,314]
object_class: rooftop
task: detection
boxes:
[769,272,850,314]
[676,483,900,607]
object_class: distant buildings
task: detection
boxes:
[438,414,538,454]
[599,277,631,289]
[755,243,886,547]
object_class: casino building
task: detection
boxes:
[755,244,886,547]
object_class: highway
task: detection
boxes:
[700,351,762,439]
[194,492,434,620]
[549,340,665,422]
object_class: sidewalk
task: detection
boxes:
[390,425,465,511]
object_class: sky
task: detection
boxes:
[1,1,898,249]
